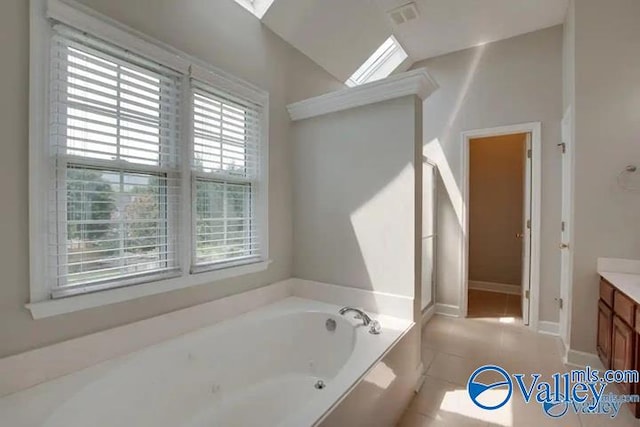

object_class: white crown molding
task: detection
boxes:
[287,68,438,121]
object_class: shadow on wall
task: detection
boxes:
[295,44,488,305]
[420,45,488,307]
[349,164,416,295]
[293,98,420,301]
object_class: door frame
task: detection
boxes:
[422,156,438,315]
[559,106,574,352]
[460,122,542,331]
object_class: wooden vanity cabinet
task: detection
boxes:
[597,300,612,366]
[611,315,634,395]
[597,277,640,417]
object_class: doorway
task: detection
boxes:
[460,123,541,329]
[558,107,573,352]
[467,133,527,320]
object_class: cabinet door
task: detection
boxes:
[597,301,613,367]
[612,315,635,395]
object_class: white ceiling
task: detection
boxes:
[262,0,569,82]
[382,0,569,61]
[262,0,391,82]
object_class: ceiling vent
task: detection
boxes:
[388,2,420,26]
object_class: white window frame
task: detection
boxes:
[231,0,276,19]
[345,35,409,87]
[28,0,270,319]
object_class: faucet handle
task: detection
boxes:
[369,320,382,335]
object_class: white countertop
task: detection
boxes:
[598,258,640,305]
[600,272,640,305]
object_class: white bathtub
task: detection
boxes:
[0,297,412,427]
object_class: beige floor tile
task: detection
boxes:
[578,406,640,427]
[409,375,465,417]
[485,392,582,427]
[426,352,484,386]
[409,376,506,425]
[424,333,500,362]
[398,409,488,427]
[422,316,455,340]
[422,347,437,370]
[421,412,489,426]
[397,410,431,427]
[400,312,640,427]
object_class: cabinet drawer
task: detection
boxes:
[600,278,615,307]
[614,291,635,326]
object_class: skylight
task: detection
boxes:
[346,36,409,87]
[233,0,275,19]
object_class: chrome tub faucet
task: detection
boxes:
[339,307,381,334]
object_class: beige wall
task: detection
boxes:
[412,26,563,322]
[469,134,526,287]
[0,0,343,358]
[568,0,640,353]
[562,0,575,114]
[292,96,423,302]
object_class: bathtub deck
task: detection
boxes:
[0,297,413,427]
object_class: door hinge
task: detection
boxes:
[558,143,566,154]
[558,298,563,309]
[525,290,530,299]
[561,221,566,232]
[526,219,531,229]
[527,149,532,159]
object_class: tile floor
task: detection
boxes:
[397,312,640,426]
[467,289,522,319]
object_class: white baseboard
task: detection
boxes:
[564,349,603,369]
[291,278,414,320]
[435,303,460,317]
[468,280,521,295]
[537,321,560,336]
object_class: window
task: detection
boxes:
[191,83,263,270]
[30,1,269,311]
[346,36,409,87]
[231,0,276,19]
[49,26,182,297]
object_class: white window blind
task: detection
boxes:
[191,81,263,269]
[49,25,182,297]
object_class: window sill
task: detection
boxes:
[26,260,272,320]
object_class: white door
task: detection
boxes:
[559,108,573,346]
[521,133,532,325]
[421,161,437,311]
